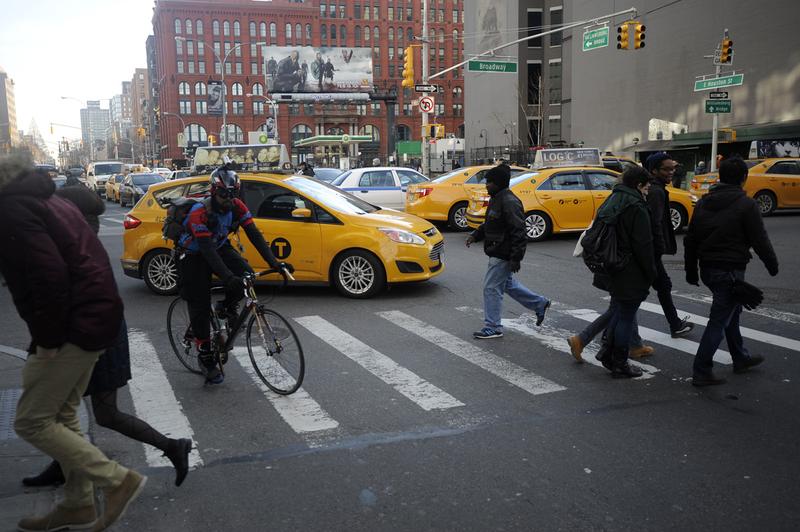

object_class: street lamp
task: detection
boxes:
[162,112,187,158]
[175,37,266,144]
[478,128,489,149]
[246,93,279,144]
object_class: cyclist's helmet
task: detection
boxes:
[209,166,240,197]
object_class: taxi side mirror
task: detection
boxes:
[291,207,312,219]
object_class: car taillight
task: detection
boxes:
[480,196,490,207]
[123,215,141,230]
[417,186,434,198]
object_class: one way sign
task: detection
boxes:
[415,84,439,93]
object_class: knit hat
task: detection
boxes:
[485,164,511,189]
[645,152,671,172]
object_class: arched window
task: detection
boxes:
[364,26,370,42]
[231,82,243,96]
[326,126,344,135]
[340,25,346,45]
[212,20,220,36]
[249,21,256,37]
[452,29,458,45]
[223,21,230,36]
[321,25,327,43]
[174,18,182,34]
[291,124,313,144]
[194,81,207,95]
[355,25,361,46]
[269,22,277,39]
[374,27,380,42]
[360,124,380,141]
[296,24,302,43]
[185,19,193,35]
[407,28,414,42]
[438,29,444,43]
[286,23,292,41]
[185,124,207,142]
[196,20,203,34]
[178,81,190,95]
[388,28,394,44]
[305,24,312,41]
[452,86,462,99]
[330,24,336,41]
[396,124,411,141]
[222,124,244,144]
[233,20,240,37]
[398,28,404,47]
[260,22,267,37]
[251,82,264,96]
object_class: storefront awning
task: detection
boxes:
[293,134,374,148]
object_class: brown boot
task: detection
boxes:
[17,504,97,531]
[629,345,655,359]
[93,470,147,532]
[566,335,584,363]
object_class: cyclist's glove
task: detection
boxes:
[225,275,243,292]
[279,262,295,274]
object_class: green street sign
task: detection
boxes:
[467,60,518,73]
[694,74,744,91]
[582,27,610,51]
[705,99,732,113]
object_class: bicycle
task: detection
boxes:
[167,268,305,395]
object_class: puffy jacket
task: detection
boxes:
[470,188,527,262]
[596,184,656,301]
[0,172,123,351]
[684,183,778,274]
[55,183,106,233]
[646,180,677,256]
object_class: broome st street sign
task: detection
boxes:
[694,73,744,91]
[467,60,517,73]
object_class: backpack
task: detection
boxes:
[162,196,212,246]
[580,217,630,275]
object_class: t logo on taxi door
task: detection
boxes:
[270,237,292,259]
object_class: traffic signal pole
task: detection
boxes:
[421,0,430,176]
[710,61,721,173]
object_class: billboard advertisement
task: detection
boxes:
[262,46,373,93]
[208,80,224,115]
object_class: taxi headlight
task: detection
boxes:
[379,227,425,245]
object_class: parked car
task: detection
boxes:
[119,173,165,207]
[105,174,125,202]
[87,161,125,197]
[331,167,429,210]
[309,167,344,183]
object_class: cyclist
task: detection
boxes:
[179,165,293,384]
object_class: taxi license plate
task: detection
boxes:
[701,183,711,189]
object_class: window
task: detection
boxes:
[548,59,562,104]
[527,62,542,105]
[253,100,265,115]
[548,116,562,140]
[291,124,313,144]
[768,162,800,174]
[234,20,240,37]
[374,26,379,42]
[465,170,489,184]
[270,22,277,39]
[179,100,191,114]
[185,124,207,142]
[243,182,312,220]
[453,87,463,99]
[198,41,205,55]
[260,22,267,38]
[354,3,361,19]
[175,38,183,55]
[330,24,336,41]
[187,61,195,74]
[230,82,243,96]
[222,124,244,144]
[550,8,563,46]
[235,62,243,74]
[397,170,427,185]
[359,170,395,187]
[396,124,411,141]
[407,28,413,43]
[402,103,412,115]
[330,4,336,17]
[213,19,220,35]
[185,19,192,34]
[527,119,540,147]
[306,24,312,41]
[527,9,543,47]
[296,24,302,43]
[453,9,458,23]
[195,101,207,114]
[187,40,194,55]
[251,62,258,75]
[198,61,206,74]
[453,103,463,116]
[249,21,256,37]
[303,103,314,115]
[364,26,370,42]
[320,3,326,17]
[232,101,244,115]
[235,41,242,57]
[196,20,203,34]
[223,20,230,36]
[587,172,618,190]
[340,25,346,45]
[321,25,328,43]
[174,18,182,34]
[360,124,380,141]
[252,82,264,96]
[355,27,361,46]
[339,4,346,18]
[541,173,586,191]
[178,81,190,95]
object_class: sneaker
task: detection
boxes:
[611,363,643,379]
[22,460,65,487]
[733,354,764,374]
[93,470,147,532]
[566,336,584,363]
[536,300,551,326]
[473,327,503,339]
[670,318,694,338]
[692,373,727,387]
[629,345,655,359]
[204,366,225,385]
[17,504,97,532]
[165,438,192,487]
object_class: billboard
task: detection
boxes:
[261,46,373,93]
[208,80,224,115]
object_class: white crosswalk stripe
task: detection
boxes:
[378,310,566,396]
[674,291,800,326]
[295,316,464,411]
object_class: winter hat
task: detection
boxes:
[485,164,511,189]
[0,152,35,193]
[645,151,671,172]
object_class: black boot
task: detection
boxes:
[610,347,643,379]
[595,334,613,371]
[165,438,193,487]
[22,460,65,487]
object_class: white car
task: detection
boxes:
[152,167,173,179]
[331,167,429,210]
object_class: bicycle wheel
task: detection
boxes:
[246,307,304,395]
[167,296,203,375]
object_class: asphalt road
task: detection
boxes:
[1,200,799,531]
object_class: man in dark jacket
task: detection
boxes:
[466,164,550,339]
[55,176,105,233]
[645,152,693,337]
[684,156,779,386]
[0,155,147,531]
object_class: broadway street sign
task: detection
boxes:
[467,60,517,73]
[694,73,744,91]
[582,27,610,51]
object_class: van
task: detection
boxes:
[87,161,125,197]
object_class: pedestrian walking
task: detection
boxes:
[0,155,147,531]
[684,156,779,386]
[466,164,550,339]
[645,152,694,337]
[592,166,657,378]
[671,162,687,189]
[567,303,653,363]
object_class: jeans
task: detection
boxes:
[605,298,643,355]
[693,268,750,376]
[483,257,549,331]
[653,255,681,331]
[578,303,643,347]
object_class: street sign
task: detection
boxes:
[419,96,435,113]
[709,91,728,99]
[694,73,744,91]
[414,84,438,93]
[582,27,610,51]
[705,99,732,113]
[467,60,518,73]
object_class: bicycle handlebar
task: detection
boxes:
[247,267,295,285]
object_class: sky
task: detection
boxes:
[0,0,155,157]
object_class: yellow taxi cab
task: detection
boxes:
[689,158,799,215]
[105,174,125,203]
[121,172,445,298]
[465,149,694,241]
[405,165,529,230]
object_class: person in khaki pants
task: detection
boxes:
[0,154,146,532]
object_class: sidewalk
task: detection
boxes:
[0,349,89,531]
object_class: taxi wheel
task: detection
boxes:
[332,250,385,299]
[143,249,179,296]
[669,203,687,233]
[754,191,776,216]
[448,202,469,231]
[525,211,552,242]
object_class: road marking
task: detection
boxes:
[565,309,732,365]
[103,217,125,224]
[674,291,800,326]
[231,347,340,433]
[294,316,463,411]
[128,329,203,468]
[455,306,659,379]
[377,311,566,396]
[639,301,800,353]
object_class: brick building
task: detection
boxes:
[151,0,465,166]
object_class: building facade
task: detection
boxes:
[0,67,19,155]
[151,0,465,166]
[80,101,111,162]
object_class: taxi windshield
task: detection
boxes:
[287,176,378,214]
[431,168,466,183]
[510,172,540,186]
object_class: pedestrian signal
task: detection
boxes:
[720,38,733,63]
[402,46,415,89]
[617,22,630,50]
[633,23,646,49]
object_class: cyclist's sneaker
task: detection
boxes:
[204,367,224,385]
[214,301,239,325]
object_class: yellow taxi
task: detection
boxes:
[121,172,445,298]
[405,165,529,230]
[689,158,800,215]
[105,174,125,203]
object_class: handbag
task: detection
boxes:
[731,277,764,310]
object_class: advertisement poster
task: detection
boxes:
[261,46,373,93]
[208,80,224,115]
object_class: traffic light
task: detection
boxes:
[617,22,630,50]
[401,46,415,88]
[633,23,646,49]
[208,134,216,146]
[720,38,733,63]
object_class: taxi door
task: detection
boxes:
[584,171,619,217]
[533,171,594,230]
[764,161,800,207]
[238,180,323,281]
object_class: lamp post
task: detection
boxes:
[175,37,266,145]
[246,93,279,144]
[478,128,489,149]
[162,112,187,159]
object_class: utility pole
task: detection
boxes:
[421,0,430,176]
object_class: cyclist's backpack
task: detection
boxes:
[162,196,211,246]
[580,217,630,275]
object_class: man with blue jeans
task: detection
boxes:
[684,157,778,386]
[466,164,550,339]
